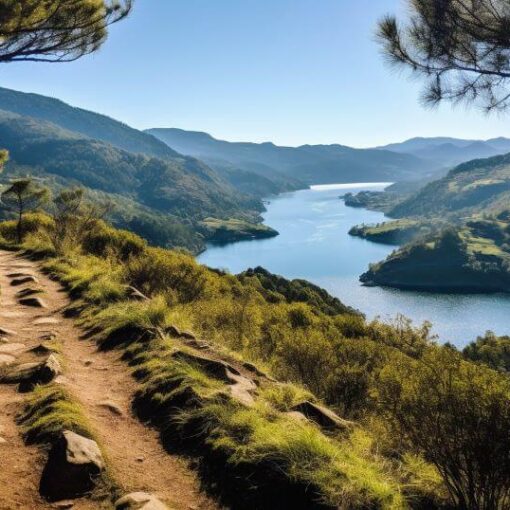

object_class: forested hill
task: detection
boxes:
[0,109,263,252]
[390,152,510,218]
[147,128,436,184]
[0,87,179,159]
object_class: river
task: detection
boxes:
[198,183,510,347]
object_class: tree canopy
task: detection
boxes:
[0,0,132,63]
[378,0,510,111]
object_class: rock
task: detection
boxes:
[40,430,105,502]
[19,297,47,308]
[40,332,58,341]
[285,411,308,422]
[0,354,16,367]
[227,370,257,406]
[172,351,241,382]
[16,287,42,298]
[34,317,61,326]
[97,400,124,417]
[1,355,62,391]
[165,325,197,340]
[53,501,75,509]
[0,437,8,445]
[0,327,16,337]
[291,401,353,432]
[125,286,149,302]
[115,492,168,510]
[11,275,38,286]
[83,360,93,367]
[0,343,25,355]
[30,343,57,356]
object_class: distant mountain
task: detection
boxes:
[147,128,435,185]
[378,136,510,168]
[0,110,262,252]
[390,153,510,218]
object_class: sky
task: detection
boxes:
[1,0,510,148]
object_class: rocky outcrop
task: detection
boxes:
[115,492,169,509]
[1,354,62,391]
[291,401,353,432]
[40,430,105,501]
[165,325,197,340]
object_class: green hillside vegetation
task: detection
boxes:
[343,190,403,213]
[361,220,510,293]
[199,218,279,244]
[0,110,268,252]
[0,87,179,159]
[390,153,510,219]
[0,87,304,198]
[2,206,510,508]
[462,331,510,373]
[349,219,435,245]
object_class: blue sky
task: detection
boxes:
[1,0,509,147]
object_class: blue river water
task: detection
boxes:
[198,183,510,347]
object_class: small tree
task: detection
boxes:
[378,346,510,509]
[378,0,510,111]
[0,0,132,63]
[51,187,112,253]
[0,150,8,170]
[1,178,49,243]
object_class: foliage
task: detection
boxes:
[378,0,510,111]
[0,178,49,243]
[463,331,510,372]
[378,347,510,510]
[12,212,510,508]
[0,0,131,63]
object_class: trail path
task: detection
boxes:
[0,250,220,510]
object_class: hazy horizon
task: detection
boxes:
[2,0,510,147]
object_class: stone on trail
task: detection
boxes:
[0,354,16,367]
[1,354,62,391]
[0,327,16,337]
[11,275,39,286]
[0,437,7,445]
[0,343,26,355]
[34,317,61,326]
[97,400,124,417]
[115,492,169,510]
[16,287,42,298]
[19,296,47,308]
[40,430,105,502]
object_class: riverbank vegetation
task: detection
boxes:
[2,189,510,508]
[361,218,510,293]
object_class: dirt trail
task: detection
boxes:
[0,250,220,510]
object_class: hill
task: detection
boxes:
[147,128,435,185]
[390,153,510,218]
[0,110,265,252]
[378,136,510,168]
[0,87,180,159]
[361,220,510,293]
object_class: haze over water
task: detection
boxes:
[199,183,510,347]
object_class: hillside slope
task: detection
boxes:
[0,87,179,159]
[390,153,510,218]
[0,110,263,251]
[147,128,435,184]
